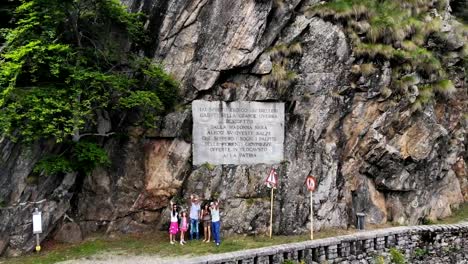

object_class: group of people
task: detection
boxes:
[169,194,222,246]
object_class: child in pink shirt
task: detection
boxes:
[179,211,188,245]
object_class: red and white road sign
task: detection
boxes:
[305,176,317,192]
[265,169,278,189]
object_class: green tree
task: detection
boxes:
[0,0,178,175]
[452,0,468,23]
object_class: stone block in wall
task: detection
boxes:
[363,239,374,253]
[290,250,299,261]
[326,244,338,260]
[375,237,385,250]
[272,252,283,263]
[283,250,298,261]
[239,258,254,264]
[331,257,343,263]
[302,248,313,263]
[396,234,408,247]
[255,255,270,264]
[349,241,357,255]
[411,234,420,241]
[339,242,350,257]
[317,247,326,262]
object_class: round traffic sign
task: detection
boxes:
[305,176,317,192]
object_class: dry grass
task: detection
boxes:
[261,42,302,92]
[308,0,463,108]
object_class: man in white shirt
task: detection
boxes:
[189,194,201,240]
[210,200,221,246]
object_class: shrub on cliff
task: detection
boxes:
[308,0,466,110]
[0,0,179,175]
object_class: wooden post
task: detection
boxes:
[269,187,274,238]
[310,191,314,240]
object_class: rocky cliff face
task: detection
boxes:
[0,0,466,256]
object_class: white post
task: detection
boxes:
[35,234,40,252]
[269,187,274,238]
[310,191,313,240]
[32,208,42,252]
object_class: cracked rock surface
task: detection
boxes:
[0,0,466,255]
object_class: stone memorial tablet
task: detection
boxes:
[192,100,284,165]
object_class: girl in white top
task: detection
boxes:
[169,201,179,244]
[210,200,221,246]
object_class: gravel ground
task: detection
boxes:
[58,253,190,264]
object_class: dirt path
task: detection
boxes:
[58,253,191,264]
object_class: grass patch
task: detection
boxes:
[0,228,353,264]
[390,247,407,264]
[261,42,302,95]
[308,0,466,109]
[436,203,468,224]
[3,204,468,264]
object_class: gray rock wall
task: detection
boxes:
[113,0,465,234]
[0,0,466,256]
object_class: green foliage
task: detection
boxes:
[413,247,429,258]
[0,0,179,143]
[202,162,215,171]
[433,79,456,95]
[73,141,110,173]
[262,42,302,95]
[171,196,186,207]
[390,247,407,264]
[33,141,109,176]
[421,217,436,225]
[0,0,179,175]
[34,155,73,176]
[0,198,6,208]
[246,198,255,206]
[25,175,39,185]
[374,255,385,264]
[309,0,465,110]
[210,191,220,200]
[452,0,468,23]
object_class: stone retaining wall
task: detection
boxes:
[174,223,468,264]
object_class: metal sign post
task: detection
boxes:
[265,169,278,238]
[305,176,317,240]
[269,187,274,238]
[310,191,313,240]
[32,208,42,252]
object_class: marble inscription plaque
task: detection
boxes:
[192,100,284,165]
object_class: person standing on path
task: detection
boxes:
[189,194,201,240]
[179,211,188,245]
[210,200,221,246]
[201,203,211,242]
[169,201,179,245]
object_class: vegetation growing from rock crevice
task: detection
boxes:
[308,0,466,110]
[0,0,179,175]
[390,247,407,264]
[261,42,302,96]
